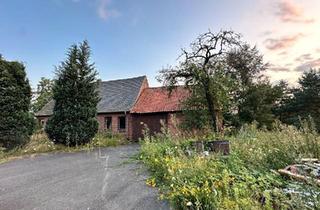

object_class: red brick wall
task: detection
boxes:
[130,112,184,141]
[139,78,149,95]
[97,113,130,138]
[37,113,131,139]
[37,111,184,141]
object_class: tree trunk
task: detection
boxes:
[204,89,224,134]
[214,109,224,135]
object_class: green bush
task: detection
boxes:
[90,131,129,147]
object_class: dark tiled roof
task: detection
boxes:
[130,86,190,113]
[97,76,146,113]
[35,76,146,116]
[36,100,55,116]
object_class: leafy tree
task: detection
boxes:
[45,41,100,146]
[237,79,286,129]
[278,69,320,131]
[181,85,211,130]
[0,56,35,149]
[226,44,266,87]
[32,77,53,113]
[158,31,266,134]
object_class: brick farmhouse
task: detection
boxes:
[35,76,189,140]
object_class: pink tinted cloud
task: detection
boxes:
[264,33,304,51]
[269,67,291,72]
[276,0,314,23]
[269,64,291,72]
[294,58,320,71]
[278,51,288,56]
[260,30,273,37]
[295,53,313,62]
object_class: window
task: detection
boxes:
[40,120,45,127]
[118,116,126,131]
[105,117,112,130]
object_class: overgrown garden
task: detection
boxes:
[140,30,320,209]
[139,121,320,209]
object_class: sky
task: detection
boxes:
[0,0,320,88]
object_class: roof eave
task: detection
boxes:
[131,110,183,114]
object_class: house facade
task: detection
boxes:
[35,76,188,141]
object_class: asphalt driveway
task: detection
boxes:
[0,144,169,210]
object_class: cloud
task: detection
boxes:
[295,53,313,62]
[275,0,314,23]
[278,51,288,56]
[269,64,291,72]
[97,0,120,21]
[294,58,320,71]
[264,33,303,51]
[285,63,293,67]
[260,30,273,37]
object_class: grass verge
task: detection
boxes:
[0,130,130,164]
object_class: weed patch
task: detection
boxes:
[139,123,320,209]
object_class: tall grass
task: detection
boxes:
[139,121,320,209]
[230,121,320,170]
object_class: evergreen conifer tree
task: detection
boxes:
[45,41,100,146]
[280,69,320,131]
[0,56,34,149]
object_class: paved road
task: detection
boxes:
[0,144,169,210]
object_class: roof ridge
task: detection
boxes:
[146,86,166,89]
[100,75,146,83]
[147,85,185,89]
